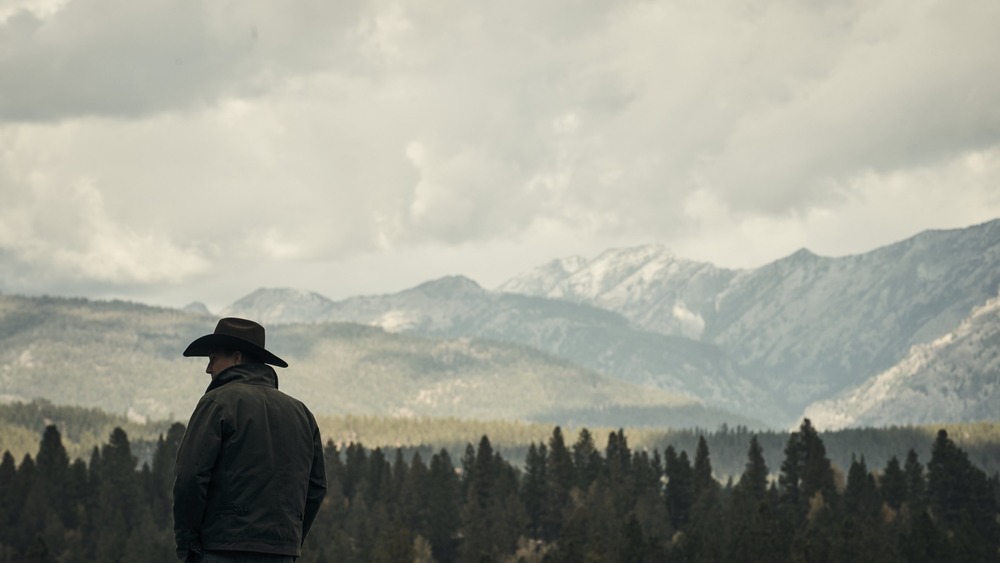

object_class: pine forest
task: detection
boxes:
[2,414,999,562]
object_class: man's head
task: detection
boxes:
[204,349,244,378]
[183,318,287,376]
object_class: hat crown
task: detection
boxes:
[215,317,266,349]
[183,317,288,367]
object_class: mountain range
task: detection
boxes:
[0,294,756,430]
[222,219,1000,429]
[2,219,997,430]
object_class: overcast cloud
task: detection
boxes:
[1,0,999,311]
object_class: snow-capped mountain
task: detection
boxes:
[499,219,1000,420]
[497,245,737,340]
[804,292,1000,430]
[221,287,337,324]
[223,219,1000,428]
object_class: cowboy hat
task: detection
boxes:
[183,317,288,368]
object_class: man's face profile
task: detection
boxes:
[206,350,241,379]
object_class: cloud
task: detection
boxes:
[700,0,1000,214]
[0,0,998,303]
[675,146,1000,268]
[0,0,361,121]
[0,179,209,286]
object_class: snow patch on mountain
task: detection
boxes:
[498,244,738,339]
[672,302,705,339]
[222,287,335,324]
[496,256,588,295]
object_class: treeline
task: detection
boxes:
[2,420,999,562]
[7,400,1000,481]
[0,400,174,467]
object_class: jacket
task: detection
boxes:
[173,363,327,559]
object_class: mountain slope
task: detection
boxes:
[804,292,1000,430]
[0,294,759,429]
[498,219,1000,423]
[497,245,738,339]
[224,278,780,422]
[221,287,336,324]
[708,221,1000,412]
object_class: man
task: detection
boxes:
[174,317,327,562]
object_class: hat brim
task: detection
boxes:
[183,334,288,368]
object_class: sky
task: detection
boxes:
[1,0,999,312]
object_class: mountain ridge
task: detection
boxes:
[495,218,1000,424]
[0,293,758,429]
[5,220,999,430]
[221,219,1000,428]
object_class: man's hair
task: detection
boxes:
[218,349,264,364]
[239,349,264,364]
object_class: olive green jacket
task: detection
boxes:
[173,363,327,560]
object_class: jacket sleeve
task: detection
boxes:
[173,397,224,560]
[301,415,327,542]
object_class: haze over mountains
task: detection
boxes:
[2,219,997,430]
[0,294,756,430]
[223,219,1000,429]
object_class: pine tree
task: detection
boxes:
[665,446,694,530]
[902,449,925,512]
[390,448,409,503]
[736,436,768,501]
[605,429,631,483]
[63,458,88,531]
[630,446,671,556]
[35,425,69,522]
[927,429,1000,560]
[693,435,719,501]
[520,442,548,539]
[729,436,783,563]
[843,457,879,519]
[427,449,459,563]
[0,451,17,551]
[11,455,37,554]
[571,428,602,491]
[400,451,429,539]
[543,427,573,541]
[838,457,895,563]
[880,455,907,511]
[463,439,526,561]
[80,446,101,559]
[366,447,391,505]
[92,428,140,563]
[342,442,368,502]
[149,422,185,529]
[779,419,837,520]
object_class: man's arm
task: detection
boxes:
[301,418,327,542]
[173,398,224,561]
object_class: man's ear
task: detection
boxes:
[234,351,244,364]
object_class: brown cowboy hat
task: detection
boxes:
[183,317,288,368]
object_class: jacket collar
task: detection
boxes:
[205,363,279,393]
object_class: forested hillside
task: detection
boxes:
[2,417,998,562]
[0,294,753,429]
